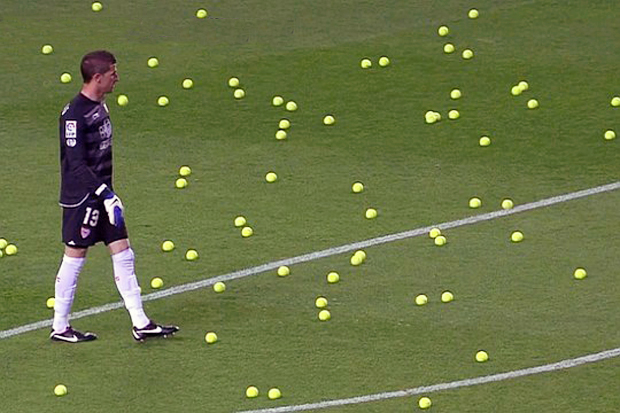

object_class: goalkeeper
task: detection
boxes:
[52,50,178,343]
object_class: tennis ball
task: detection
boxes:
[234,216,247,227]
[147,57,159,68]
[378,56,390,67]
[213,281,226,292]
[41,44,54,55]
[415,294,428,306]
[279,119,291,129]
[352,182,364,193]
[275,130,287,140]
[265,172,278,183]
[350,254,363,266]
[438,25,449,36]
[323,115,335,125]
[175,177,187,188]
[443,43,455,54]
[318,309,331,321]
[510,231,524,242]
[150,277,163,289]
[234,89,245,99]
[433,111,441,121]
[179,166,191,177]
[479,136,491,147]
[205,331,217,343]
[527,99,539,109]
[425,111,438,124]
[157,96,169,107]
[450,88,462,99]
[360,58,372,69]
[604,130,616,140]
[246,386,259,398]
[196,8,208,18]
[354,250,367,261]
[573,268,587,280]
[277,266,290,277]
[228,77,240,87]
[186,249,199,261]
[518,80,529,91]
[161,240,175,252]
[272,95,284,106]
[60,73,72,84]
[327,271,340,283]
[468,8,479,19]
[315,296,328,308]
[611,96,620,107]
[365,208,378,219]
[469,197,482,208]
[434,235,447,246]
[285,101,298,111]
[429,228,441,238]
[475,350,489,362]
[182,78,194,89]
[462,49,474,59]
[54,384,68,397]
[0,238,8,249]
[91,2,103,12]
[46,297,55,308]
[501,198,514,209]
[441,291,454,303]
[268,388,282,399]
[511,85,522,96]
[5,244,17,255]
[117,94,128,106]
[418,396,432,409]
[448,109,460,119]
[241,226,254,237]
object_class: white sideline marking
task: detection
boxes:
[236,347,620,413]
[1,180,619,340]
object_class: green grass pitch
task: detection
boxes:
[1,0,619,411]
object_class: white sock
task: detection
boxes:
[53,255,86,332]
[112,248,150,328]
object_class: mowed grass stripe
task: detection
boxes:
[1,180,618,341]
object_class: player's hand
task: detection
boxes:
[95,184,125,228]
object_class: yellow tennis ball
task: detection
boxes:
[475,350,489,362]
[573,268,587,280]
[277,266,290,277]
[272,95,284,106]
[360,58,372,68]
[441,291,454,303]
[228,77,240,87]
[469,197,482,208]
[518,80,529,91]
[246,386,259,398]
[275,130,287,140]
[450,88,461,99]
[157,96,169,107]
[175,177,187,188]
[352,182,364,193]
[268,388,282,399]
[429,228,441,238]
[350,254,363,266]
[205,331,218,344]
[462,49,474,59]
[479,136,491,147]
[438,26,449,36]
[241,226,254,237]
[611,96,620,107]
[54,384,68,397]
[318,309,331,321]
[150,277,163,289]
[327,271,340,283]
[5,244,17,255]
[234,216,247,227]
[501,198,514,209]
[511,231,524,242]
[604,130,616,140]
[415,294,428,306]
[527,99,539,109]
[41,44,54,55]
[213,281,226,292]
[443,43,455,54]
[147,57,159,68]
[378,56,390,67]
[161,240,175,252]
[234,88,245,99]
[354,250,367,261]
[511,85,522,96]
[323,115,335,125]
[279,119,290,129]
[60,73,72,83]
[418,397,432,409]
[46,297,55,308]
[285,101,298,111]
[265,172,278,183]
[179,166,191,177]
[117,94,129,106]
[434,235,447,246]
[185,249,199,261]
[468,8,479,19]
[0,238,7,249]
[91,2,103,12]
[315,296,328,308]
[448,109,460,119]
[196,8,208,18]
[365,208,378,219]
[182,78,194,89]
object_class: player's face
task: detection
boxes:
[99,64,119,94]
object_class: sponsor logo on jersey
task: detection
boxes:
[92,111,100,121]
[99,139,111,150]
[80,226,91,239]
[65,120,77,138]
[98,118,112,141]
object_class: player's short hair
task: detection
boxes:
[80,50,116,83]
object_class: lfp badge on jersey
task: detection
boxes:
[65,120,77,138]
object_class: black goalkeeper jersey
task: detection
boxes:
[59,93,114,207]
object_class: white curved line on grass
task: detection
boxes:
[1,180,619,340]
[235,347,620,413]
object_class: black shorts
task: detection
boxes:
[62,196,128,248]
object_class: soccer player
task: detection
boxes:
[50,50,178,343]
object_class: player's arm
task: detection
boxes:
[61,117,102,193]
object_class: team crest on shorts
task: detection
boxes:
[80,226,91,239]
